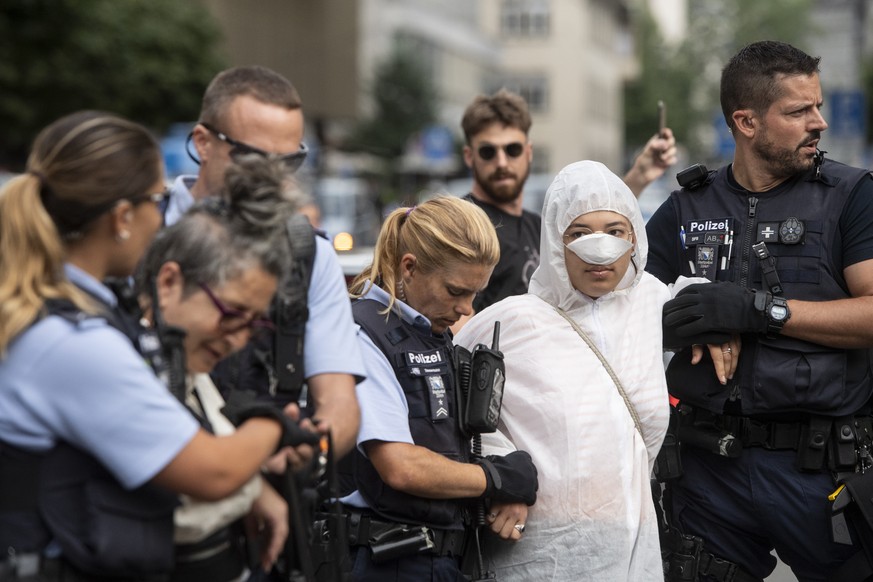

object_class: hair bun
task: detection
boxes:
[222,154,303,233]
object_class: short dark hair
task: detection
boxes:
[461,88,532,142]
[200,65,302,127]
[720,40,821,131]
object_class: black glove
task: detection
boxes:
[221,390,321,451]
[662,321,731,350]
[476,450,538,506]
[663,282,770,339]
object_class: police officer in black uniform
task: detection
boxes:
[646,41,873,581]
[344,196,538,581]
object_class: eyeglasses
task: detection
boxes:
[564,226,634,241]
[131,187,171,207]
[476,142,525,161]
[201,122,308,172]
[199,282,275,335]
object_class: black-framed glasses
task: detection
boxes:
[476,142,525,161]
[200,122,308,172]
[199,282,275,335]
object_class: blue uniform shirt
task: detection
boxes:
[0,264,199,490]
[341,283,433,509]
[166,177,367,383]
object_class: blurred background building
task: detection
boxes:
[195,0,649,179]
[189,0,872,256]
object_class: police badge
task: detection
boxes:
[696,245,717,279]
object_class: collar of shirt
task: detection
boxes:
[64,263,117,308]
[360,279,432,335]
[165,174,198,226]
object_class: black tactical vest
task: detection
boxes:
[666,159,873,417]
[352,298,470,530]
[210,218,319,409]
[0,298,178,578]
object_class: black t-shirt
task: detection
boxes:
[645,168,873,285]
[464,194,541,312]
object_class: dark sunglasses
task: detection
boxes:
[200,122,308,172]
[476,142,525,161]
[199,282,275,335]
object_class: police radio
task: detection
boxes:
[455,323,504,582]
[456,322,505,437]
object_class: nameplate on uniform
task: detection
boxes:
[404,348,448,376]
[684,218,731,246]
[684,217,734,280]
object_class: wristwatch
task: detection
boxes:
[765,296,791,336]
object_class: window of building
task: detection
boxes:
[500,0,550,37]
[488,75,549,114]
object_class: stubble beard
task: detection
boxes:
[472,163,530,205]
[753,130,820,179]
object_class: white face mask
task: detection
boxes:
[565,233,633,265]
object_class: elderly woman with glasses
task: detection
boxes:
[454,161,738,581]
[135,154,310,582]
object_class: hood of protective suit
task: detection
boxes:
[528,160,648,310]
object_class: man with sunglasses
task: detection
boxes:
[165,65,364,472]
[460,89,677,316]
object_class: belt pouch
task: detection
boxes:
[796,417,831,471]
[830,416,858,471]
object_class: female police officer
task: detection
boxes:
[0,111,308,581]
[344,196,539,581]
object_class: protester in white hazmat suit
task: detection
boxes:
[455,160,672,580]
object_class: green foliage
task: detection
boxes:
[349,49,438,160]
[624,0,815,164]
[0,0,226,169]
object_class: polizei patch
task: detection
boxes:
[684,217,732,246]
[405,349,443,366]
[404,348,449,377]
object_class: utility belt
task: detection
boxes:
[0,551,170,582]
[657,404,873,476]
[346,512,466,564]
[170,526,245,582]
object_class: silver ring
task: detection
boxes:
[722,347,732,354]
[514,524,525,533]
[487,512,497,519]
